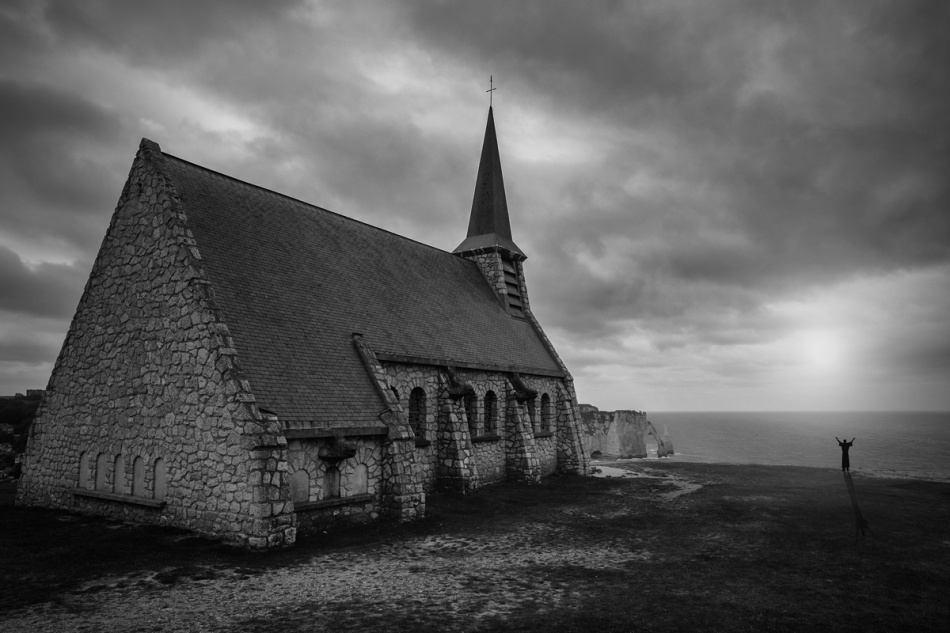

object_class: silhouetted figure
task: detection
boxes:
[836,437,854,472]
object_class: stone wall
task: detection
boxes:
[535,434,558,476]
[16,140,296,549]
[468,250,510,303]
[472,437,505,483]
[349,336,425,522]
[380,361,579,490]
[285,437,382,500]
[287,436,383,533]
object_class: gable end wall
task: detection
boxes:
[16,141,295,548]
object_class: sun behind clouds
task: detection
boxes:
[797,329,844,371]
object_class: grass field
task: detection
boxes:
[2,461,948,632]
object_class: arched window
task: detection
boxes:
[464,394,478,436]
[527,397,538,433]
[132,456,146,497]
[324,466,341,499]
[408,387,426,439]
[78,451,91,489]
[484,391,497,435]
[154,458,167,500]
[113,454,126,494]
[541,393,553,431]
[290,469,310,503]
[95,453,109,491]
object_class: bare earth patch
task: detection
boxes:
[2,461,948,632]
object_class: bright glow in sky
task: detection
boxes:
[798,330,844,371]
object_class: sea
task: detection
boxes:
[639,411,950,482]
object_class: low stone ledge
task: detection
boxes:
[70,488,166,508]
[283,426,389,439]
[294,493,375,512]
[472,434,502,444]
[533,431,555,438]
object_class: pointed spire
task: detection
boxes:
[454,107,525,259]
[468,107,511,239]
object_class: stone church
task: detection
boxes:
[17,108,590,548]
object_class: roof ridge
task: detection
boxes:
[159,151,464,259]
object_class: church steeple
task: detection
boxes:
[455,107,529,318]
[454,107,525,259]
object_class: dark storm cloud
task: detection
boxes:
[402,0,708,109]
[42,0,305,67]
[0,79,129,250]
[403,0,950,267]
[0,77,117,139]
[397,0,950,359]
[0,339,60,366]
[0,1,45,67]
[245,100,473,231]
[0,245,87,318]
[36,0,472,244]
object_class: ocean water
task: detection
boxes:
[641,411,950,482]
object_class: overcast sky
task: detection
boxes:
[1,0,948,411]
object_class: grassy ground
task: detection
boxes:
[1,461,948,632]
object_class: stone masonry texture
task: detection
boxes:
[17,141,296,549]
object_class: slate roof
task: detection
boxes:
[158,150,562,426]
[454,106,525,258]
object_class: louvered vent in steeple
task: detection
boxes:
[502,258,524,318]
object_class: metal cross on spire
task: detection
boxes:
[486,75,497,106]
